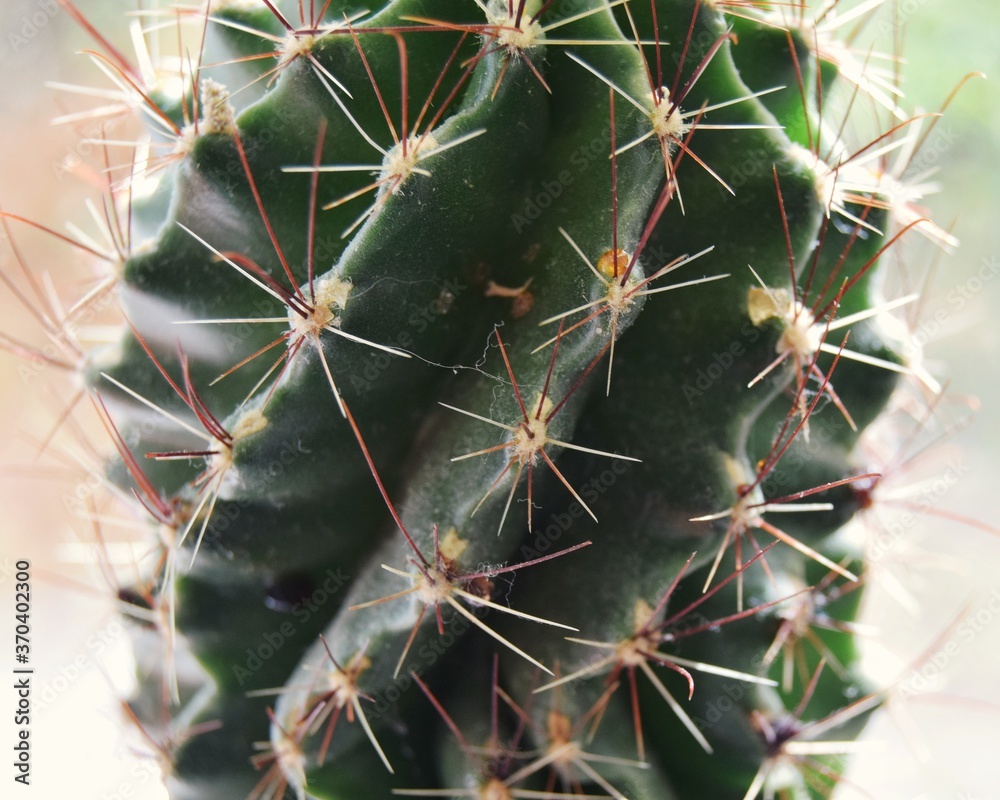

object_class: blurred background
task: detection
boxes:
[0,2,997,798]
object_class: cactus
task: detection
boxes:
[2,1,977,798]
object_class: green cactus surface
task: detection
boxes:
[5,1,970,798]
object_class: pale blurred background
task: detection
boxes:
[0,2,997,798]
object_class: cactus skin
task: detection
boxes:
[17,0,957,798]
